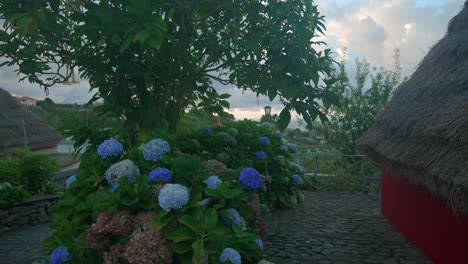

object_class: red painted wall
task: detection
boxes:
[381,167,468,264]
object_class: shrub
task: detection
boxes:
[0,149,59,195]
[0,182,30,206]
[43,121,307,263]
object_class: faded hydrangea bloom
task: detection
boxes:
[203,160,228,176]
[143,138,171,161]
[226,127,239,137]
[105,159,140,185]
[261,122,271,128]
[97,139,124,158]
[65,175,77,189]
[279,145,288,151]
[221,208,242,226]
[219,248,241,264]
[204,176,222,189]
[158,184,190,211]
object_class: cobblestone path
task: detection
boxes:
[0,192,431,264]
[0,223,51,264]
[264,192,432,264]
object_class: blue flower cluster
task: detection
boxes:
[255,151,267,160]
[204,176,222,189]
[97,139,124,158]
[219,248,241,264]
[143,138,171,161]
[279,145,288,151]
[292,174,304,184]
[255,239,264,250]
[110,183,120,193]
[49,246,71,264]
[261,122,271,128]
[65,175,77,189]
[294,158,300,164]
[274,131,283,138]
[222,208,242,226]
[259,136,270,146]
[203,128,213,136]
[239,168,262,190]
[148,167,173,183]
[158,184,189,211]
[105,159,140,185]
[288,143,298,153]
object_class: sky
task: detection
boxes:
[0,0,465,122]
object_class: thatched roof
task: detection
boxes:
[0,88,62,151]
[358,1,468,212]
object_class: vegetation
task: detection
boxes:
[0,149,59,205]
[0,0,336,139]
[44,121,308,263]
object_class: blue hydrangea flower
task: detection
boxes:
[294,159,300,164]
[204,176,222,189]
[105,159,140,185]
[143,138,171,161]
[203,128,213,136]
[279,145,288,151]
[288,143,298,153]
[259,136,270,146]
[230,138,238,145]
[158,184,189,211]
[49,246,71,264]
[220,248,241,264]
[274,131,283,138]
[255,151,267,160]
[65,175,77,189]
[239,168,262,190]
[110,183,120,193]
[97,139,124,158]
[148,167,173,183]
[261,122,271,128]
[292,174,304,184]
[255,239,264,250]
[281,138,289,144]
[222,208,242,226]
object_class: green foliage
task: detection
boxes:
[0,149,59,194]
[0,0,336,137]
[44,121,305,262]
[316,50,404,156]
[0,182,30,206]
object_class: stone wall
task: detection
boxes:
[0,195,59,233]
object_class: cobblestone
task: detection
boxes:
[264,192,432,264]
[0,192,432,264]
[0,223,52,263]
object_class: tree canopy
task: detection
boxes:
[0,0,335,140]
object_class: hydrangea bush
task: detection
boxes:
[44,121,307,263]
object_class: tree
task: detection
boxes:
[0,0,335,143]
[319,49,404,156]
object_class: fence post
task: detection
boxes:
[360,156,367,193]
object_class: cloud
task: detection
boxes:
[0,0,465,121]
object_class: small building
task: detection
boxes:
[16,96,37,107]
[358,2,468,263]
[0,88,61,151]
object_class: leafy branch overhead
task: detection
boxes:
[0,0,336,134]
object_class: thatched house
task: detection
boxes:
[358,2,468,263]
[0,88,61,151]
